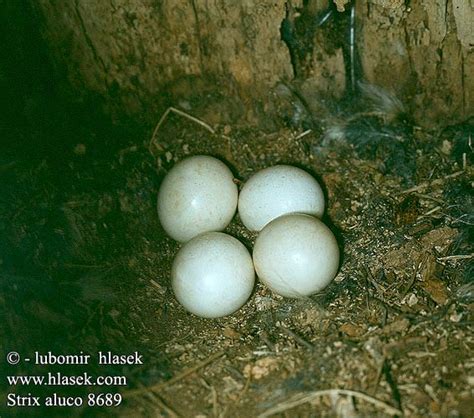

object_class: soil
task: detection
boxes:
[1,99,473,418]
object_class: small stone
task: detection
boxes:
[407,293,419,306]
[339,322,365,337]
[449,311,462,322]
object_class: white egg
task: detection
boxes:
[238,165,325,231]
[253,213,339,298]
[157,155,238,242]
[172,232,255,318]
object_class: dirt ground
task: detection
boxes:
[1,96,473,418]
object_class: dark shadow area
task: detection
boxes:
[1,2,171,416]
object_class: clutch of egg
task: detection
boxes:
[157,155,340,318]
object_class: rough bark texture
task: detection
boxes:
[32,0,473,127]
[358,0,474,124]
[32,0,293,125]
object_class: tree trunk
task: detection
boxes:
[32,0,473,127]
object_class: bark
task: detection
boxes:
[31,0,473,127]
[358,0,473,124]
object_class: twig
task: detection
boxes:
[149,106,215,156]
[398,170,464,195]
[408,192,444,204]
[463,134,472,170]
[370,357,386,396]
[437,253,474,261]
[130,378,181,417]
[382,360,402,412]
[124,351,226,398]
[259,331,276,352]
[212,385,219,418]
[419,206,442,218]
[149,278,166,294]
[400,260,421,299]
[448,213,474,226]
[365,267,387,296]
[257,389,403,417]
[279,326,313,350]
[145,389,180,418]
[294,129,312,140]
